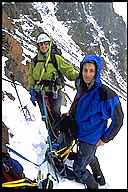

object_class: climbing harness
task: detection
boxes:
[52,140,76,161]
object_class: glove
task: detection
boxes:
[52,143,60,150]
[29,89,37,106]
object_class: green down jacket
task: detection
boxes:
[27,51,79,92]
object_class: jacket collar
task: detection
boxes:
[37,51,48,61]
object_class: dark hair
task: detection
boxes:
[79,60,97,80]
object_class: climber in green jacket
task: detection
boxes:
[27,33,79,132]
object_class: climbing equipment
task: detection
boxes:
[9,72,28,121]
[39,85,60,183]
[5,144,41,167]
[2,178,37,188]
[52,140,76,161]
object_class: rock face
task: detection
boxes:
[55,2,127,77]
[2,3,45,88]
[2,7,29,88]
[2,2,127,97]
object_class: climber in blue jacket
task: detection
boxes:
[69,54,124,189]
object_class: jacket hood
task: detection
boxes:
[80,54,103,86]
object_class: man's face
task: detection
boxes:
[39,41,50,53]
[82,63,96,85]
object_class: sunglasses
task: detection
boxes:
[39,42,50,46]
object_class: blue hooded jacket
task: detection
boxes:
[75,54,124,145]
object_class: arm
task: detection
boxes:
[55,55,79,81]
[101,100,124,143]
[27,62,36,89]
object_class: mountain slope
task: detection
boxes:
[2,2,127,100]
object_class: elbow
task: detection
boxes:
[115,103,124,128]
[101,107,124,143]
[118,106,124,127]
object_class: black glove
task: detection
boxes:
[29,89,37,106]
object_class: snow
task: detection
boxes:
[2,56,8,76]
[113,2,127,26]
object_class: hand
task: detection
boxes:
[96,139,105,147]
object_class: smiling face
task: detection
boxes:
[38,41,50,54]
[82,62,96,86]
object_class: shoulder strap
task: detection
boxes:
[50,52,64,80]
[32,51,60,73]
[51,52,59,73]
[32,55,38,67]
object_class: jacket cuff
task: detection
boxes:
[100,137,109,143]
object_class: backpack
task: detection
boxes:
[32,43,65,87]
[44,114,77,179]
[54,114,77,148]
[2,153,24,182]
